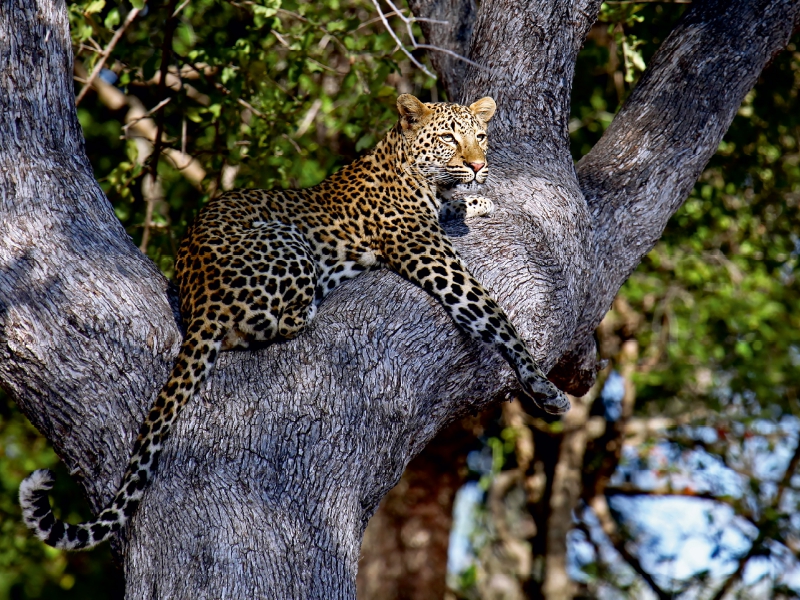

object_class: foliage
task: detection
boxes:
[0,392,122,599]
[71,0,435,276]
[585,35,800,596]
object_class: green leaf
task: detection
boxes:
[252,0,281,26]
[83,0,105,14]
[104,7,120,29]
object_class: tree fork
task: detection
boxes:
[1,0,799,597]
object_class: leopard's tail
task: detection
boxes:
[19,321,222,550]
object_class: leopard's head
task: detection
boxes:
[396,94,496,188]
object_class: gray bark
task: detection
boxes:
[561,0,800,392]
[0,0,797,597]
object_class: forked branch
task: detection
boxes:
[554,0,800,391]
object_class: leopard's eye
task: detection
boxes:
[476,133,487,142]
[440,134,456,144]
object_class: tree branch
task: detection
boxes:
[542,392,595,599]
[406,0,479,99]
[78,62,206,186]
[709,436,800,598]
[584,499,672,600]
[370,0,437,78]
[74,3,144,106]
[3,0,799,595]
[0,0,180,539]
[141,0,180,253]
[556,0,800,391]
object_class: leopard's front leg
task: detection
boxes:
[383,230,570,415]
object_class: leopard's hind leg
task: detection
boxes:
[210,220,320,348]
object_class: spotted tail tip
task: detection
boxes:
[19,469,56,541]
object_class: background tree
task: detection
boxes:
[1,0,799,598]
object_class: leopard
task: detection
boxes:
[19,94,570,551]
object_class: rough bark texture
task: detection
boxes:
[558,0,800,392]
[1,0,799,597]
[0,0,181,543]
[406,0,478,100]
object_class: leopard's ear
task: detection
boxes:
[469,97,496,123]
[397,94,432,131]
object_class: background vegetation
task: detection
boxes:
[0,0,797,598]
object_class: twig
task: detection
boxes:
[77,42,105,56]
[383,0,482,70]
[294,99,322,138]
[383,0,447,26]
[236,98,266,118]
[709,533,763,600]
[121,97,172,132]
[710,436,800,598]
[75,4,145,106]
[75,62,205,186]
[306,56,338,73]
[281,133,303,155]
[143,0,181,253]
[369,0,436,78]
[174,54,279,111]
[139,174,161,252]
[413,44,483,69]
[181,117,187,156]
[172,0,191,17]
[272,30,291,48]
[605,483,743,506]
[87,36,106,53]
[275,8,351,56]
[584,500,673,600]
[355,10,403,31]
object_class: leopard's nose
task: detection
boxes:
[467,161,485,173]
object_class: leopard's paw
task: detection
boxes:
[439,195,495,221]
[461,195,495,219]
[526,377,571,415]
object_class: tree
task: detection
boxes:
[1,0,798,597]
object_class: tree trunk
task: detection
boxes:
[1,0,798,597]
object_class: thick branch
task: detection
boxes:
[0,0,180,523]
[2,0,798,596]
[460,0,602,163]
[558,0,800,390]
[442,0,604,391]
[2,1,592,594]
